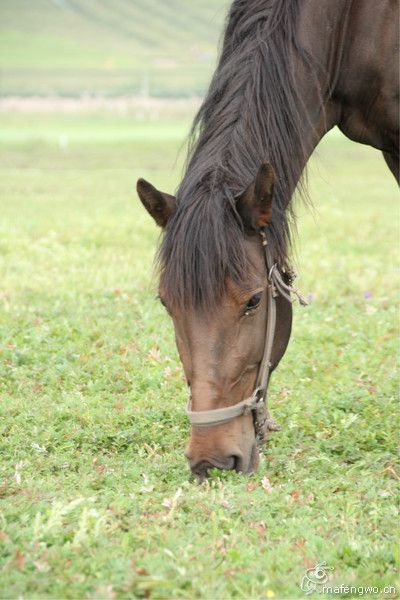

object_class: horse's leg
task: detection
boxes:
[382,151,399,184]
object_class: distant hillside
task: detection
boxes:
[0,0,229,97]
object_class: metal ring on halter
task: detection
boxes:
[268,263,277,280]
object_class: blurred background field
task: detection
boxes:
[0,0,228,97]
[0,1,399,599]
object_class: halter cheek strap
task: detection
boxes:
[186,227,308,444]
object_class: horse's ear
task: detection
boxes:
[236,162,275,230]
[137,178,176,228]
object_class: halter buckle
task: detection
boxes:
[243,403,253,416]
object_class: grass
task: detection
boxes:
[0,0,229,96]
[0,109,399,599]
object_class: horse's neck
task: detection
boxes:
[289,1,349,177]
[268,2,347,202]
[296,0,399,172]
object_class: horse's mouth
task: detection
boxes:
[190,445,259,481]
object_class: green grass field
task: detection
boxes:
[0,0,228,96]
[0,109,399,599]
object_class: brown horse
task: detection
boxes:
[137,0,399,478]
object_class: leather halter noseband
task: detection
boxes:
[186,227,308,444]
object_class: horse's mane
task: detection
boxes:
[158,0,318,309]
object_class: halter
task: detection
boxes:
[186,227,308,444]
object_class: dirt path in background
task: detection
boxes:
[0,96,202,116]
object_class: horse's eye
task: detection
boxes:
[245,292,262,312]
